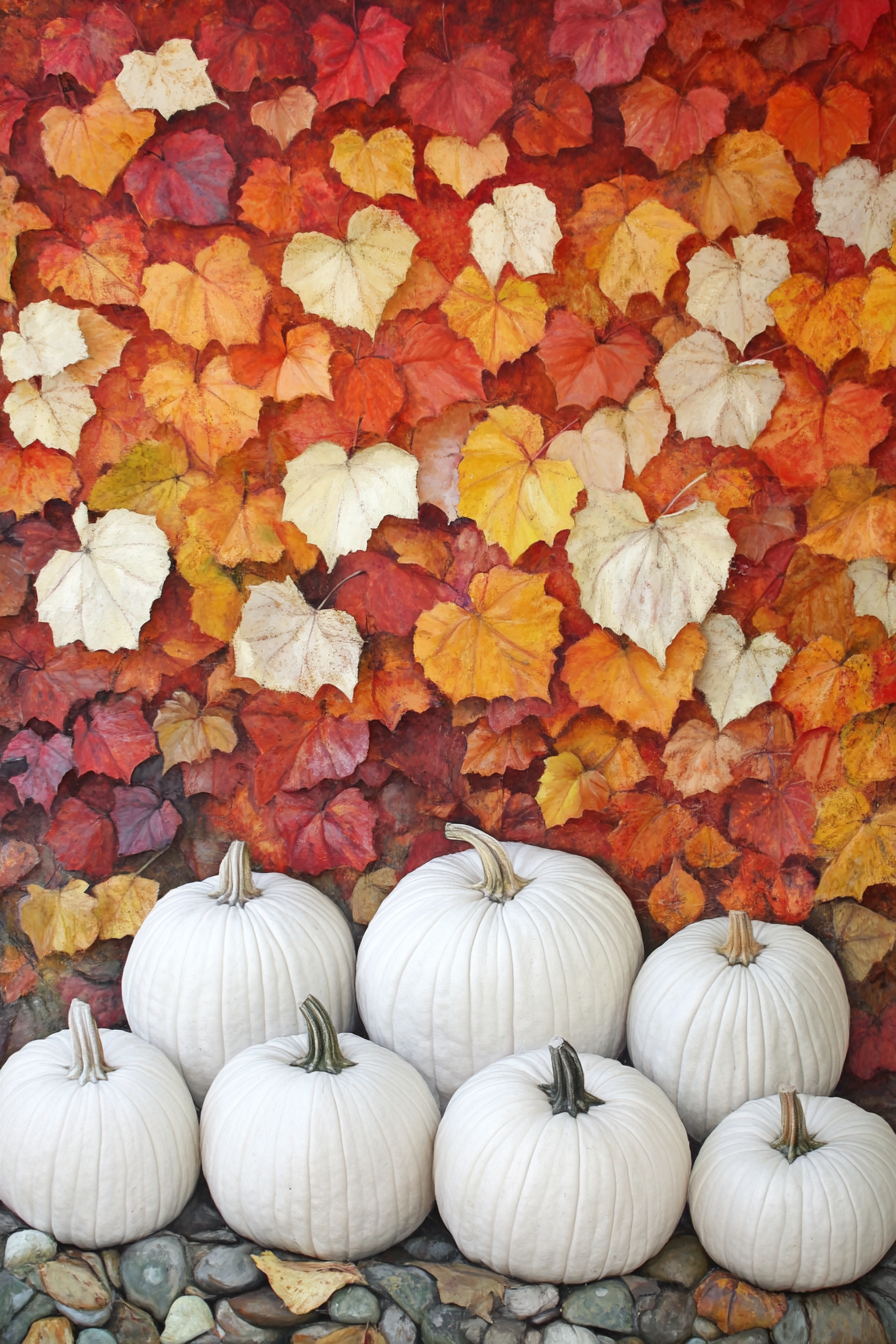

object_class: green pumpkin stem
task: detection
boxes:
[772,1085,826,1163]
[294,996,356,1074]
[215,840,262,906]
[539,1037,602,1117]
[444,824,530,902]
[67,998,113,1085]
[718,909,765,966]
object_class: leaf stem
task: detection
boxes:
[316,570,365,610]
[660,473,708,517]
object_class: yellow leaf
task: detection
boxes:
[252,1252,362,1315]
[0,168,52,305]
[458,405,582,561]
[829,899,896,980]
[858,264,896,373]
[40,81,155,196]
[663,129,801,240]
[555,711,650,789]
[153,689,237,772]
[19,881,98,959]
[424,134,508,198]
[767,273,867,375]
[330,127,417,200]
[814,787,896,901]
[88,436,208,543]
[598,199,696,313]
[409,1263,508,1322]
[536,752,610,827]
[441,266,546,374]
[91,873,159,941]
[176,527,245,641]
[139,236,269,351]
[141,356,262,471]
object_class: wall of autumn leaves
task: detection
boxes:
[2,0,896,1121]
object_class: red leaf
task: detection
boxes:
[182,751,246,799]
[237,159,341,234]
[196,1,304,92]
[378,707,467,797]
[331,551,457,636]
[386,315,484,424]
[727,485,798,564]
[275,785,377,874]
[513,78,593,157]
[538,311,652,408]
[310,6,410,110]
[0,946,37,1006]
[45,797,117,879]
[40,3,138,92]
[770,863,816,922]
[0,623,116,731]
[2,729,73,811]
[619,77,729,173]
[398,45,514,144]
[0,839,39,888]
[728,778,816,866]
[549,0,666,91]
[72,697,157,784]
[241,691,370,804]
[332,354,405,436]
[848,1004,896,1081]
[0,80,28,156]
[124,130,235,228]
[112,785,181,856]
[779,0,889,48]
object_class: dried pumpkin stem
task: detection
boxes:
[444,823,530,902]
[539,1037,602,1117]
[67,998,113,1085]
[718,909,765,966]
[772,1085,826,1163]
[215,840,261,906]
[294,995,356,1074]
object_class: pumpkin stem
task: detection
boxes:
[444,823,530,902]
[215,840,262,906]
[294,995,356,1074]
[718,909,765,965]
[67,998,113,1085]
[539,1037,602,1117]
[772,1085,826,1163]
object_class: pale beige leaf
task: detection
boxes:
[1,300,87,381]
[410,1264,508,1323]
[153,689,237,772]
[424,134,508,198]
[116,38,219,120]
[4,372,94,455]
[849,558,896,636]
[250,84,317,150]
[695,613,792,729]
[547,387,668,493]
[656,329,783,450]
[814,158,896,263]
[663,719,746,796]
[831,899,896,980]
[252,1252,362,1315]
[686,235,791,353]
[92,872,159,941]
[469,182,561,286]
[232,577,363,698]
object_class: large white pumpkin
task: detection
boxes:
[690,1086,896,1291]
[626,910,850,1140]
[434,1038,691,1283]
[356,824,643,1106]
[201,995,440,1260]
[122,840,356,1103]
[0,998,199,1249]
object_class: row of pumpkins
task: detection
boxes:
[1,828,895,1297]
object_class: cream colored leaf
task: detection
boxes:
[547,387,668,493]
[116,38,219,120]
[424,134,508,198]
[282,439,418,570]
[469,182,561,287]
[67,308,131,386]
[281,205,418,338]
[567,487,736,667]
[656,329,783,450]
[250,84,317,150]
[232,577,363,698]
[330,127,417,200]
[4,372,95,455]
[686,235,791,353]
[849,557,896,636]
[814,158,896,264]
[1,300,88,381]
[35,502,170,652]
[410,1263,508,1322]
[92,872,159,941]
[694,612,792,729]
[153,689,237,772]
[253,1253,362,1317]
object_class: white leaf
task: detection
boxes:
[813,158,896,263]
[694,613,792,729]
[281,205,418,338]
[35,503,170,652]
[232,577,363,698]
[1,300,88,382]
[116,39,219,120]
[547,388,668,493]
[4,372,95,455]
[849,557,896,636]
[282,439,419,570]
[469,183,562,287]
[566,487,736,667]
[686,235,791,353]
[655,329,783,450]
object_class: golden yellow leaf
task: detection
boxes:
[252,1252,362,1315]
[683,824,740,868]
[176,527,245,641]
[423,134,508,198]
[153,689,237,772]
[184,476,284,567]
[441,266,546,374]
[841,707,896,787]
[19,881,98,959]
[91,873,159,941]
[555,713,650,791]
[767,273,867,375]
[663,129,801,240]
[330,127,417,200]
[804,466,896,563]
[139,236,269,351]
[858,264,896,373]
[410,1263,508,1322]
[40,81,155,196]
[814,787,896,901]
[88,437,208,543]
[562,624,708,735]
[0,168,52,304]
[141,356,262,471]
[598,199,696,312]
[536,752,611,827]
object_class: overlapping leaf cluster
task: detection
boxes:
[2,0,896,1115]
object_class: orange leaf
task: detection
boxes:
[513,78,592,156]
[569,180,695,312]
[237,158,338,234]
[857,264,896,373]
[183,476,284,568]
[231,318,334,402]
[141,356,262,471]
[766,273,867,375]
[205,781,289,872]
[774,635,876,731]
[331,353,405,435]
[536,752,611,827]
[662,719,750,797]
[38,215,146,306]
[804,467,896,563]
[619,77,729,173]
[609,794,698,874]
[0,166,52,304]
[441,266,546,375]
[351,633,437,731]
[464,719,549,776]
[0,443,79,519]
[562,624,707,735]
[661,129,800,240]
[40,80,155,195]
[139,235,269,351]
[554,709,650,790]
[683,824,739,868]
[648,858,705,933]
[764,82,870,175]
[773,547,856,646]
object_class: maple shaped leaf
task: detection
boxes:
[40,81,156,196]
[563,623,706,734]
[2,729,74,811]
[238,159,340,235]
[537,310,651,409]
[44,789,117,876]
[684,825,739,868]
[813,159,896,263]
[275,784,377,875]
[232,319,335,403]
[779,0,888,50]
[686,236,791,354]
[549,0,665,90]
[330,127,416,200]
[141,357,262,471]
[619,77,728,174]
[140,235,268,351]
[804,466,896,563]
[0,80,28,156]
[124,129,235,227]
[41,4,138,92]
[73,695,157,781]
[694,613,792,729]
[196,1,303,92]
[39,216,146,307]
[241,689,368,801]
[0,168,52,305]
[20,880,97,958]
[282,205,418,338]
[662,130,800,240]
[765,82,870,176]
[656,330,783,450]
[5,373,95,457]
[850,558,896,636]
[116,39,218,119]
[1,301,87,382]
[386,315,485,423]
[547,388,668,493]
[398,44,514,144]
[767,273,867,375]
[567,486,735,666]
[814,787,896,901]
[440,265,546,374]
[310,6,410,110]
[424,134,508,197]
[470,183,561,287]
[513,78,592,157]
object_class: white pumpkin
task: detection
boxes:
[201,995,440,1260]
[434,1037,691,1283]
[356,824,643,1106]
[626,910,850,1140]
[122,840,356,1103]
[690,1085,896,1291]
[0,998,199,1249]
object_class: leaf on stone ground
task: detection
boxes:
[662,130,800,240]
[684,824,739,868]
[250,84,317,149]
[2,729,74,811]
[387,315,484,423]
[141,356,262,471]
[414,566,562,703]
[41,81,156,195]
[804,467,896,563]
[537,311,651,410]
[693,1273,786,1334]
[398,45,514,143]
[331,127,416,200]
[850,558,896,636]
[233,578,363,699]
[238,160,341,235]
[352,634,436,731]
[840,707,896,787]
[513,78,592,156]
[663,718,749,796]
[686,235,791,354]
[36,504,169,653]
[112,784,181,855]
[66,309,131,387]
[656,330,782,451]
[562,623,706,734]
[547,388,667,493]
[765,82,870,175]
[91,871,159,941]
[410,1264,508,1322]
[116,38,219,119]
[0,80,27,155]
[5,373,95,456]
[464,719,549,776]
[813,158,896,263]
[729,776,816,865]
[310,7,410,110]
[424,134,508,197]
[19,880,97,958]
[828,899,896,980]
[814,787,896,901]
[0,167,52,304]
[695,613,792,729]
[88,437,208,543]
[1,301,87,382]
[549,0,665,90]
[441,266,546,375]
[153,690,237,772]
[124,128,235,227]
[774,636,876,732]
[41,5,139,91]
[274,784,378,874]
[766,273,867,375]
[619,77,728,173]
[609,793,698,875]
[140,236,269,351]
[196,1,303,92]
[469,183,561,287]
[73,695,158,782]
[242,689,369,802]
[648,858,705,933]
[351,869,397,925]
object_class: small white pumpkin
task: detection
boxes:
[122,840,356,1103]
[0,998,199,1249]
[434,1037,691,1283]
[201,995,440,1260]
[626,909,850,1140]
[356,824,643,1106]
[690,1085,896,1291]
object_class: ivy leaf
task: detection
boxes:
[139,236,269,351]
[537,311,651,409]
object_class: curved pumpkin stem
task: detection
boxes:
[718,909,765,966]
[294,995,356,1074]
[215,840,262,906]
[67,998,113,1085]
[444,823,530,902]
[772,1085,826,1163]
[539,1037,602,1117]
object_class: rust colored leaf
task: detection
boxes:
[774,636,876,731]
[683,825,739,869]
[609,794,697,874]
[513,78,592,156]
[72,696,158,783]
[352,633,437,731]
[619,77,728,173]
[242,691,370,804]
[537,311,651,409]
[764,82,870,175]
[398,45,514,143]
[648,858,705,933]
[39,216,146,306]
[694,1273,787,1334]
[275,785,378,875]
[728,777,816,865]
[464,719,548,776]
